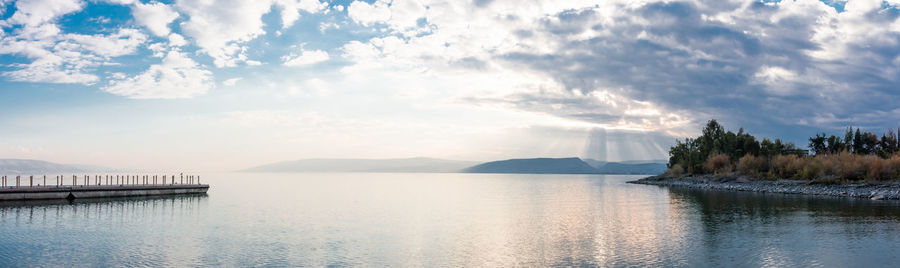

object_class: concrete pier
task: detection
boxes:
[0,174,209,201]
[0,184,209,201]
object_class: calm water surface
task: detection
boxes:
[2,173,900,267]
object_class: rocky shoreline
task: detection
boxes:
[628,174,900,200]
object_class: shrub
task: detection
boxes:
[866,155,900,182]
[704,153,732,174]
[816,152,875,181]
[888,155,900,179]
[737,154,763,175]
[799,159,823,180]
[772,155,806,179]
[665,164,685,177]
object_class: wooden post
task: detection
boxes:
[43,175,46,186]
[16,176,19,187]
[30,175,32,187]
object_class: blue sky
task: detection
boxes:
[1,0,899,171]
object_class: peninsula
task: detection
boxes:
[630,120,900,200]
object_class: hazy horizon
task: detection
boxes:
[3,0,900,171]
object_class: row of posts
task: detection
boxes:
[0,174,200,188]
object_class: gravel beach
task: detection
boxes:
[628,174,900,200]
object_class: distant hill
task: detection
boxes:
[242,157,478,173]
[582,159,607,169]
[0,159,114,174]
[462,157,599,174]
[463,157,667,175]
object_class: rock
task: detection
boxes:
[871,194,886,200]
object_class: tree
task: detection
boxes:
[844,127,854,153]
[808,133,826,155]
[825,135,843,154]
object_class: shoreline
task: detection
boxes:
[628,175,900,200]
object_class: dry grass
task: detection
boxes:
[733,152,900,182]
[665,164,685,177]
[772,155,806,179]
[737,154,764,175]
[704,153,732,174]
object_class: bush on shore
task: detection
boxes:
[665,119,900,182]
[704,154,732,174]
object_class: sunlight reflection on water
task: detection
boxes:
[2,173,900,266]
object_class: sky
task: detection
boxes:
[0,0,899,171]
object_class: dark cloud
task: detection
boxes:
[480,0,900,139]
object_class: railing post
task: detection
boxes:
[43,175,46,187]
[30,175,32,187]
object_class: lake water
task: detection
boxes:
[2,173,900,267]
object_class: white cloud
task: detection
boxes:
[0,24,147,84]
[65,28,147,57]
[176,0,329,67]
[4,56,100,84]
[274,0,328,29]
[319,22,339,33]
[222,77,242,86]
[176,0,274,67]
[282,49,329,66]
[103,50,214,99]
[132,1,180,37]
[2,0,83,27]
[168,33,187,46]
[347,0,391,26]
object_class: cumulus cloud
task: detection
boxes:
[347,0,391,26]
[132,1,179,37]
[275,0,328,29]
[1,0,83,27]
[103,50,214,99]
[0,21,147,84]
[176,0,328,67]
[335,0,900,136]
[282,49,329,66]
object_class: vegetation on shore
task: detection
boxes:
[666,120,900,183]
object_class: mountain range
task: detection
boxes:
[0,159,116,174]
[0,157,666,175]
[242,157,478,173]
[243,157,666,175]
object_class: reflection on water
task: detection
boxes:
[667,188,900,267]
[1,173,900,266]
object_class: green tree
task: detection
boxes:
[808,133,826,155]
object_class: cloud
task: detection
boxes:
[103,50,214,99]
[1,0,83,27]
[333,0,900,137]
[222,77,242,86]
[274,0,328,29]
[176,0,328,67]
[132,1,180,37]
[347,0,391,26]
[0,24,147,84]
[282,49,329,66]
